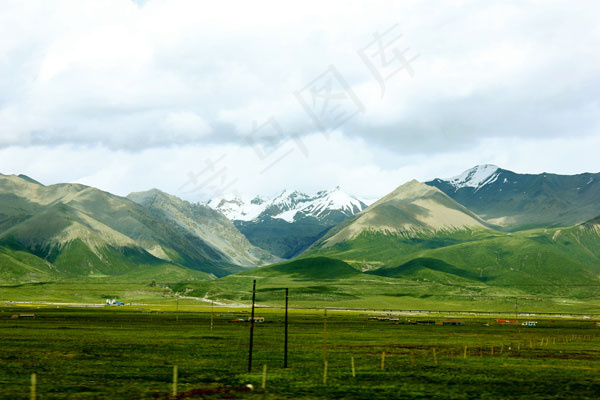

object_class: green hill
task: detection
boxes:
[300,180,600,298]
[255,257,362,280]
[0,173,253,281]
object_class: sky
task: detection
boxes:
[0,0,599,202]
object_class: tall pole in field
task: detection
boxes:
[210,300,214,330]
[323,308,327,364]
[248,280,257,373]
[515,297,518,320]
[284,288,289,368]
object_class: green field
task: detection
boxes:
[4,256,600,314]
[1,306,600,399]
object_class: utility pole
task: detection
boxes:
[284,288,289,368]
[323,308,327,364]
[248,280,257,373]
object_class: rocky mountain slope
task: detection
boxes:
[314,180,492,249]
[0,173,275,282]
[426,165,600,230]
[127,189,279,267]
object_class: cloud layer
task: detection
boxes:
[1,0,599,200]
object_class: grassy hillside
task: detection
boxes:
[312,180,494,250]
[0,243,60,283]
[0,173,248,279]
[166,255,600,313]
[303,220,600,300]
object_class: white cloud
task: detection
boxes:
[0,0,599,198]
[1,133,599,203]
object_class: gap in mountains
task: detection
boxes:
[207,187,368,259]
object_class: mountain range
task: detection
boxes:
[207,187,367,258]
[2,165,600,301]
[0,173,278,282]
[306,179,600,294]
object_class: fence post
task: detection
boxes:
[433,348,437,365]
[30,373,37,400]
[381,352,386,370]
[323,309,327,364]
[172,365,178,399]
[323,360,328,385]
[262,364,267,389]
[351,356,356,377]
[210,301,214,330]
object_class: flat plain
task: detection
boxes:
[1,305,599,399]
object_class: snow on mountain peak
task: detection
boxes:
[206,193,265,221]
[447,165,500,191]
[208,187,367,223]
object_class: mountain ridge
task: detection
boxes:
[427,165,600,229]
[314,180,493,249]
[0,173,273,282]
[208,187,368,259]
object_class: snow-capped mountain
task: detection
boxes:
[445,164,500,191]
[207,194,268,221]
[426,165,600,230]
[207,187,368,259]
[208,187,367,223]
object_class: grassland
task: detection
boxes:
[1,306,600,399]
[307,222,600,298]
[4,256,600,314]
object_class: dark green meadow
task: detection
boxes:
[1,308,600,399]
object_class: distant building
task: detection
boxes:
[231,317,265,323]
[106,299,125,306]
[495,319,519,325]
[443,321,462,326]
[11,313,36,319]
[522,321,537,326]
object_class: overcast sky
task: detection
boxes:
[1,0,599,202]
